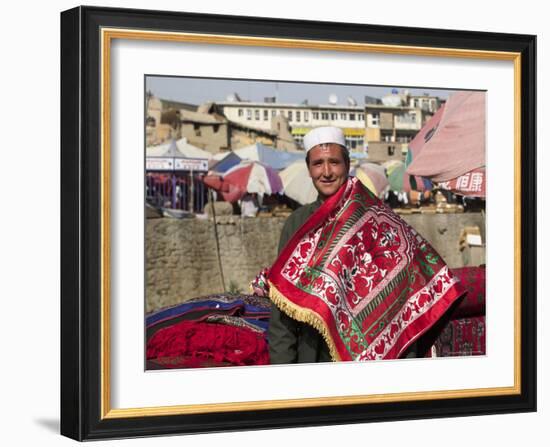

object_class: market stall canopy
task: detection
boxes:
[208,151,242,173]
[437,167,486,197]
[402,105,445,192]
[406,91,485,182]
[279,160,317,205]
[231,143,305,170]
[146,138,213,159]
[203,160,283,203]
[146,138,211,172]
[407,105,446,160]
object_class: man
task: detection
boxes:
[268,127,349,363]
[267,126,464,364]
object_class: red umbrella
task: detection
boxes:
[202,174,244,203]
[203,161,283,203]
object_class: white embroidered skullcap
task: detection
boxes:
[303,126,347,152]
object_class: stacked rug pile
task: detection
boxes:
[146,266,486,369]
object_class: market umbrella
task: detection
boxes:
[208,151,242,173]
[404,148,434,192]
[279,160,317,205]
[383,160,406,192]
[406,91,486,197]
[232,143,305,170]
[436,166,486,197]
[402,106,445,193]
[203,160,283,203]
[351,163,389,199]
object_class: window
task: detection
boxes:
[397,112,417,125]
[288,111,293,121]
[238,109,243,117]
[321,112,329,120]
[340,112,346,120]
[331,112,337,120]
[296,111,301,122]
[255,110,260,120]
[388,146,395,156]
[304,111,309,122]
[246,109,252,120]
[371,112,380,126]
[346,136,364,150]
[313,112,319,120]
[264,110,269,120]
[349,113,356,121]
[359,113,365,121]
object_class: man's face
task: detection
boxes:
[307,143,349,201]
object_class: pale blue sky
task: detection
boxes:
[146,75,459,107]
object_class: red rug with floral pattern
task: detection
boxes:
[268,177,465,361]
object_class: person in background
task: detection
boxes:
[240,193,260,217]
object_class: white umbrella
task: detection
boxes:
[279,161,318,205]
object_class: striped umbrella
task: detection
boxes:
[203,160,283,203]
[383,160,406,192]
[279,160,318,205]
[351,163,389,198]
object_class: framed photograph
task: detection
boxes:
[61,5,536,441]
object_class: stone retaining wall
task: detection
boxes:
[146,212,485,312]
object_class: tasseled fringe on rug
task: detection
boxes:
[268,281,341,362]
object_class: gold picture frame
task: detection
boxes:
[61,6,536,440]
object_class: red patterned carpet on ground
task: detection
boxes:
[146,267,485,368]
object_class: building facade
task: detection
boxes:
[364,91,443,163]
[218,98,367,153]
[146,93,198,146]
[147,91,444,162]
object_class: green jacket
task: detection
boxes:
[268,199,332,364]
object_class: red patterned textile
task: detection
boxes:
[146,320,269,367]
[433,316,486,357]
[449,266,486,318]
[268,177,465,361]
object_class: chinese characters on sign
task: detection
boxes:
[438,168,485,197]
